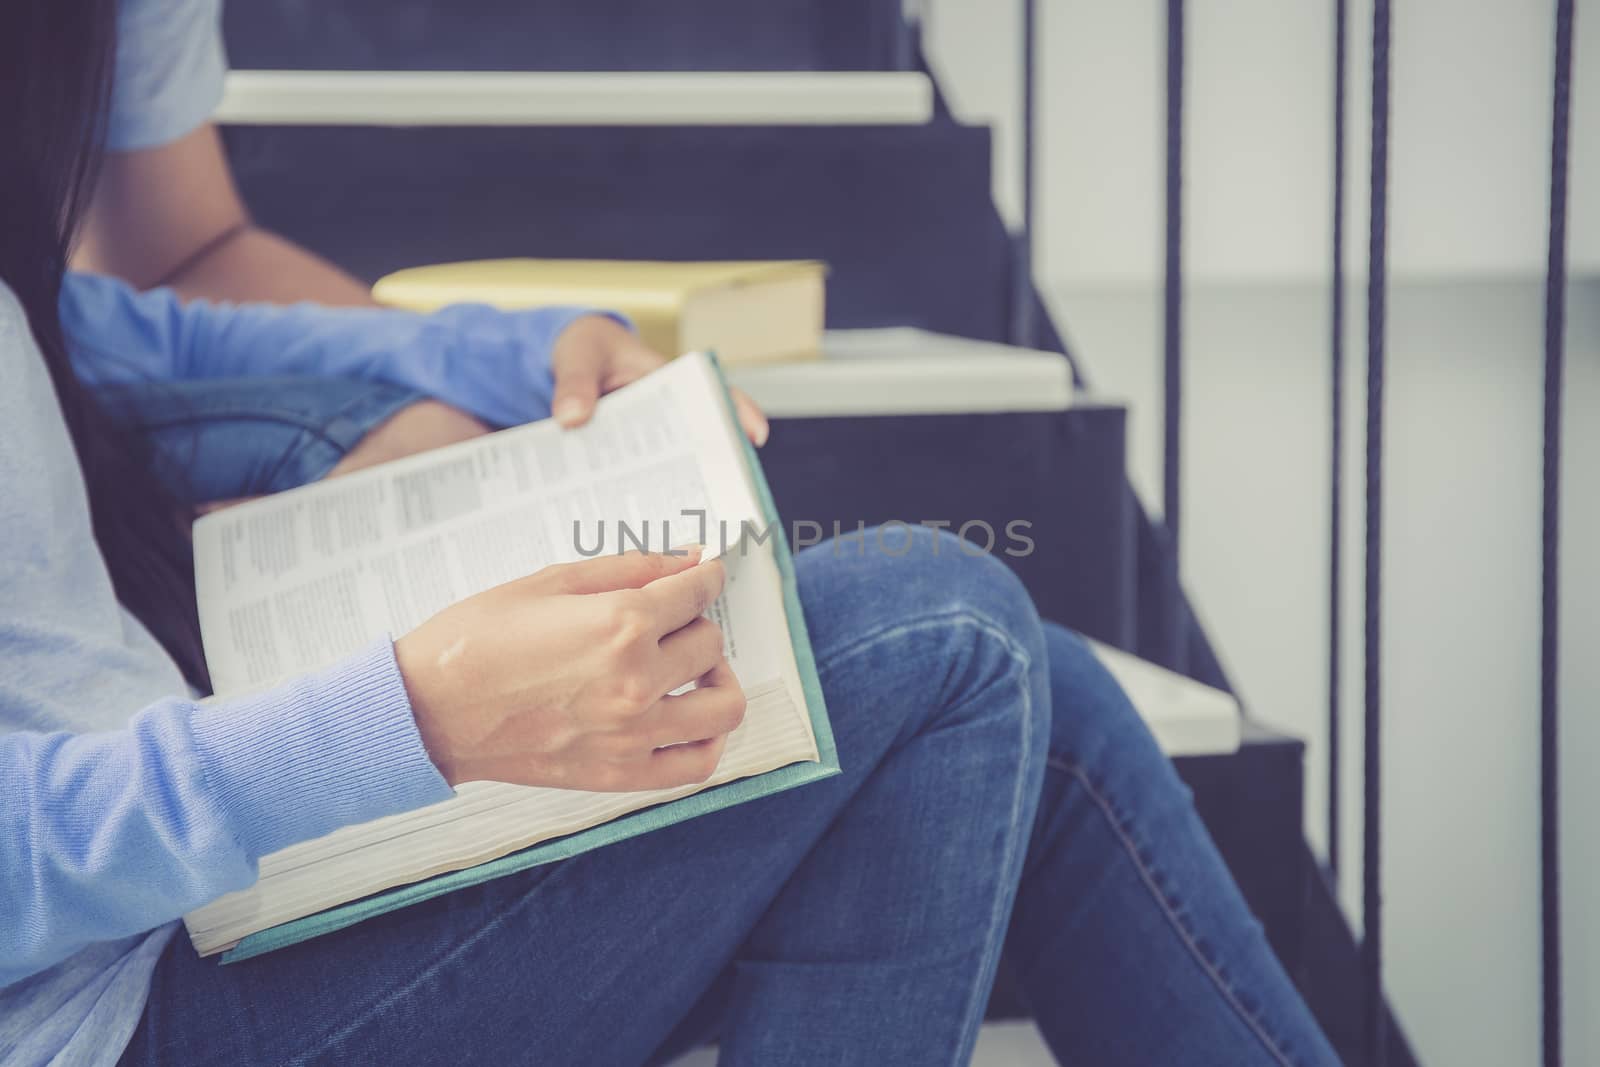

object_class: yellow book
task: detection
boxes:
[373,258,827,367]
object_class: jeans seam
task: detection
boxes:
[819,610,1039,1066]
[813,606,1030,682]
[955,659,1035,1065]
[1045,756,1302,1067]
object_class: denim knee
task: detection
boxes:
[800,527,1043,661]
[797,525,1051,757]
[1039,622,1189,795]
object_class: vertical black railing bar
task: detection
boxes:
[1541,3,1574,1064]
[1011,0,1039,349]
[1161,0,1187,671]
[1328,0,1349,881]
[1164,0,1185,549]
[1362,0,1392,1063]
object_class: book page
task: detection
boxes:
[193,352,769,693]
[184,353,820,954]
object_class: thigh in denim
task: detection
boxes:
[95,377,428,504]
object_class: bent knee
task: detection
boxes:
[1040,622,1168,767]
[799,525,1047,689]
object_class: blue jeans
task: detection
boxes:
[107,380,1338,1066]
[94,377,427,503]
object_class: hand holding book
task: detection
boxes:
[550,313,770,445]
[395,548,747,792]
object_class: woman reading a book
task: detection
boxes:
[0,2,1339,1065]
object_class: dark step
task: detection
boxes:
[1297,855,1421,1067]
[760,404,1134,647]
[224,0,909,73]
[223,123,1013,343]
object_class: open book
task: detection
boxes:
[183,352,837,961]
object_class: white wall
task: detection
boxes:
[923,3,1598,1065]
[923,0,1600,285]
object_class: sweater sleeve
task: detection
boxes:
[0,639,452,987]
[1,287,452,987]
[59,271,625,428]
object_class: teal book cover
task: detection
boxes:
[223,354,839,964]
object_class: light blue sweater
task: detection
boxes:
[0,274,598,1064]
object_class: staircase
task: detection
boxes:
[217,4,1404,1062]
[223,0,915,73]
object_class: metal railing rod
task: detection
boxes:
[1540,3,1574,1063]
[1158,0,1188,672]
[1328,0,1349,881]
[1362,1,1393,1062]
[1011,0,1039,349]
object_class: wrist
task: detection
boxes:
[393,628,464,786]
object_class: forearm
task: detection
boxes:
[0,640,450,985]
[160,223,378,307]
[61,272,609,427]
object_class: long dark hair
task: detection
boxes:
[4,0,211,689]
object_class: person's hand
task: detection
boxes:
[550,314,770,446]
[394,549,746,791]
